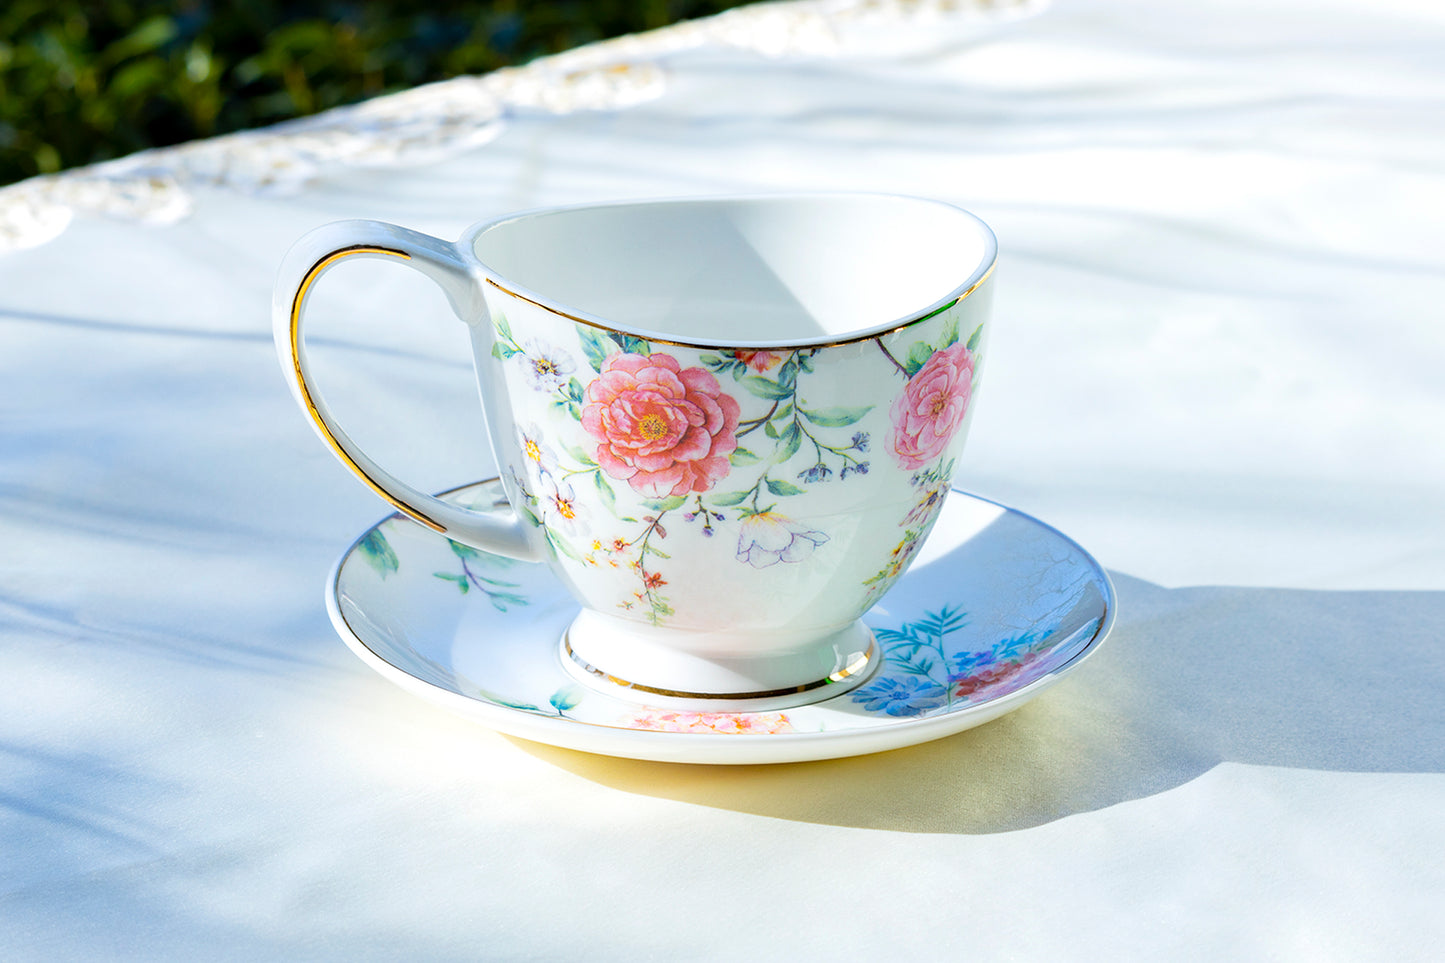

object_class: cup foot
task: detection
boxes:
[559,615,880,712]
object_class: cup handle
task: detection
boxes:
[273,219,543,562]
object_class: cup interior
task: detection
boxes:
[470,195,993,345]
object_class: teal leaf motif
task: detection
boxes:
[905,342,934,377]
[618,335,652,356]
[358,530,398,578]
[433,572,469,593]
[966,323,983,352]
[741,375,795,400]
[777,359,798,388]
[564,443,598,466]
[545,527,584,562]
[577,326,618,372]
[549,685,583,713]
[707,490,753,507]
[641,495,688,512]
[800,405,873,427]
[765,478,805,497]
[940,316,960,349]
[448,539,485,561]
[594,470,618,514]
[729,447,761,466]
[775,422,803,463]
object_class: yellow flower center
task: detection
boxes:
[637,413,668,440]
[554,496,577,520]
[524,438,543,462]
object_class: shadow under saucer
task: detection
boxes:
[512,575,1445,834]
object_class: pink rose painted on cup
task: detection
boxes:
[888,342,975,470]
[582,352,741,498]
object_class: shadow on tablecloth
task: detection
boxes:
[512,574,1445,833]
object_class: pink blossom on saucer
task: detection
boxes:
[625,710,795,734]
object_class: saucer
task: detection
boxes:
[327,480,1115,765]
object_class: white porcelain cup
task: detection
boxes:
[275,194,996,706]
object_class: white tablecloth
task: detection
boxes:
[2,0,1441,957]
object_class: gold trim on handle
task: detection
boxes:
[484,260,995,351]
[289,245,448,534]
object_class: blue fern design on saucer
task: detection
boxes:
[853,605,1058,716]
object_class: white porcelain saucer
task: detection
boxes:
[327,480,1115,765]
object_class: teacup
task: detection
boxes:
[274,194,996,707]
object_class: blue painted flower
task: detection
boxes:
[850,676,949,716]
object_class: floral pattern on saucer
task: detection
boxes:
[328,480,1114,764]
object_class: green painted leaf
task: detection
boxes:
[577,325,618,372]
[432,572,469,593]
[358,530,398,578]
[741,376,794,400]
[493,314,513,341]
[549,684,583,713]
[800,405,873,427]
[777,359,798,388]
[594,470,618,514]
[545,527,584,562]
[699,354,725,367]
[563,443,598,466]
[775,422,802,463]
[966,324,983,352]
[940,316,960,349]
[567,377,586,403]
[488,593,529,611]
[641,495,687,512]
[906,342,935,376]
[618,335,652,356]
[765,478,806,497]
[707,490,753,507]
[797,352,816,373]
[448,539,484,561]
[763,420,779,439]
[491,342,520,361]
[729,447,761,466]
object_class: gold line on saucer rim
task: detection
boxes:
[562,631,879,702]
[483,259,995,352]
[288,244,448,535]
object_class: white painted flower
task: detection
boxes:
[735,511,828,568]
[520,340,575,393]
[541,474,588,537]
[515,423,558,478]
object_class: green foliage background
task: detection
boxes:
[0,0,754,186]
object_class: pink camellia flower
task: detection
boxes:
[582,352,741,497]
[889,342,975,470]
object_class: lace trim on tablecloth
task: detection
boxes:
[0,0,1039,253]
